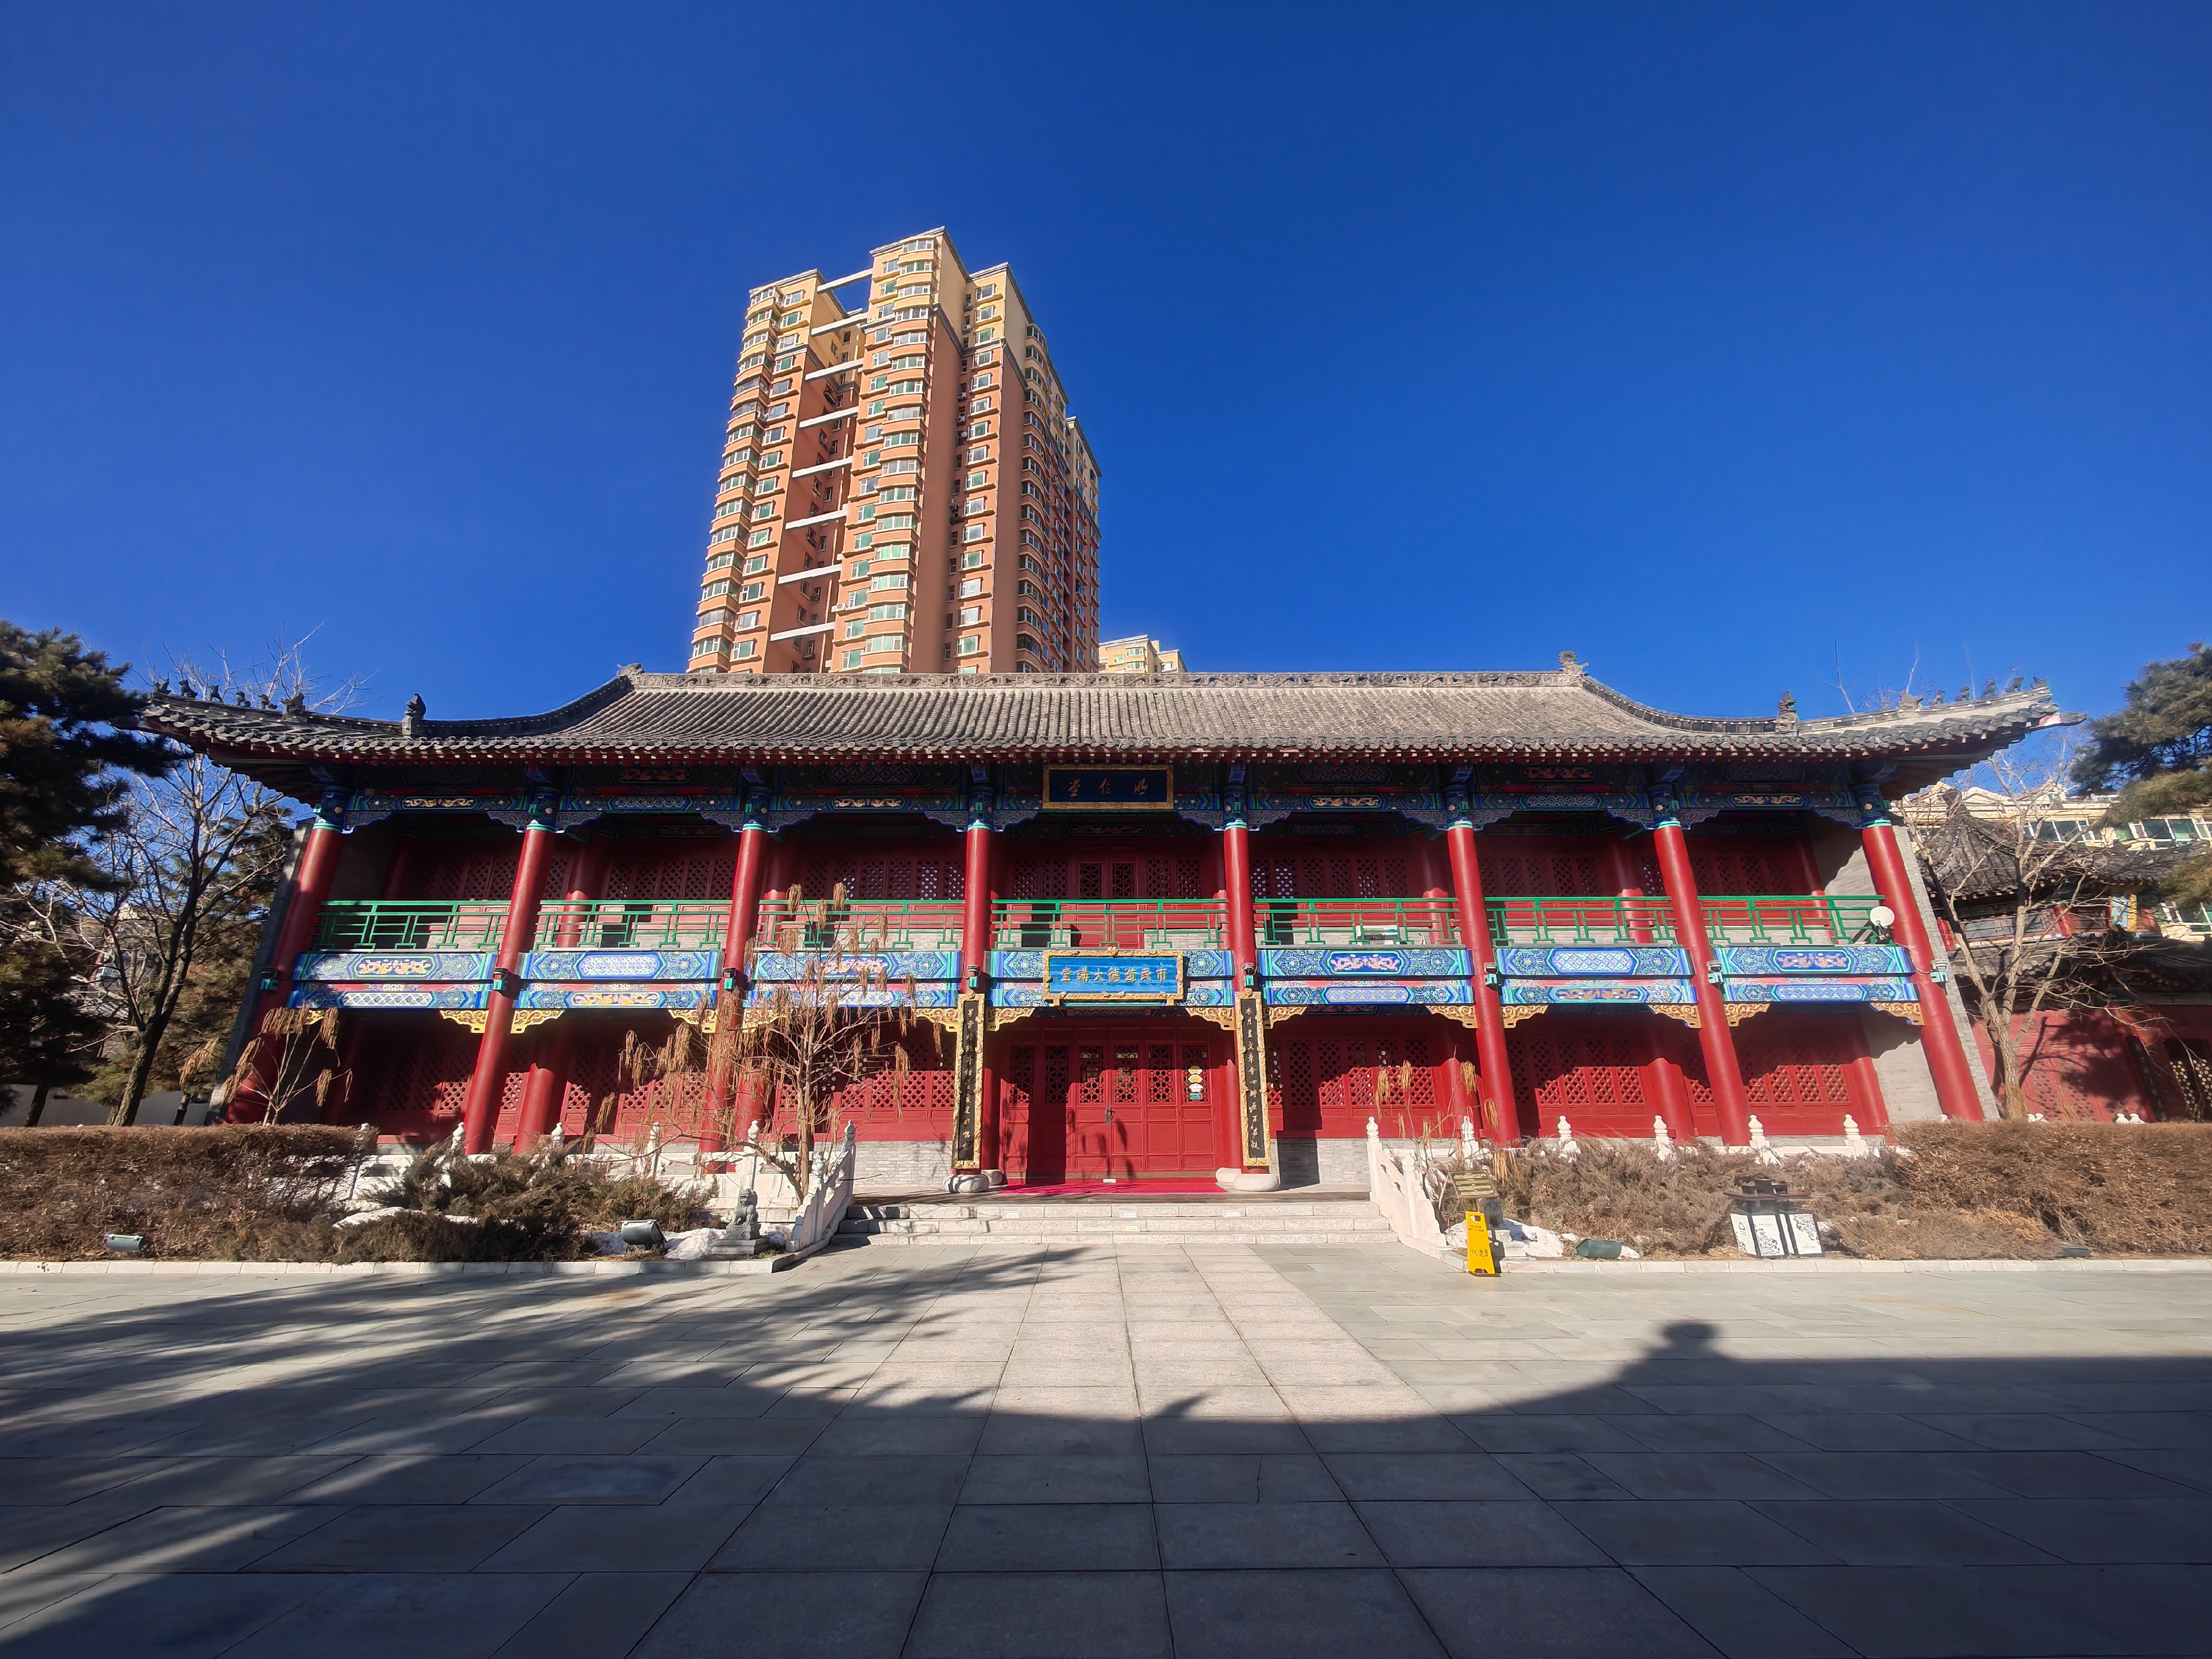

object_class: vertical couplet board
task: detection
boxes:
[951,992,987,1170]
[1234,991,1271,1168]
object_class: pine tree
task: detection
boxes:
[2072,643,2212,907]
[0,624,170,1087]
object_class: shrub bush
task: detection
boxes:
[1484,1122,2212,1259]
[0,1127,708,1262]
[0,1126,364,1260]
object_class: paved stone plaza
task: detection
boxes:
[1,1247,2209,1658]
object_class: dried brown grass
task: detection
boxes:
[0,1127,710,1263]
[1485,1122,2212,1259]
[0,1126,363,1261]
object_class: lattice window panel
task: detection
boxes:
[831,1035,956,1122]
[607,849,736,902]
[1480,850,1602,897]
[2164,1039,2212,1120]
[1511,1031,1651,1112]
[1689,843,1803,896]
[1143,858,1204,899]
[1044,1045,1070,1112]
[1681,1016,1852,1108]
[1011,858,1070,900]
[795,852,961,902]
[424,845,519,902]
[1005,1045,1037,1114]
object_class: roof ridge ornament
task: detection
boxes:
[1776,692,1798,726]
[1558,649,1583,677]
[401,693,426,740]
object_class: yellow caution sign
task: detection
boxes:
[1466,1213,1498,1276]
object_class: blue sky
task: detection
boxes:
[3,2,2206,727]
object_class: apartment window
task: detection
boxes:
[960,606,984,626]
[739,582,765,602]
[883,458,917,475]
[710,527,741,546]
[967,445,990,464]
[844,621,865,640]
[959,635,983,655]
[969,395,994,414]
[691,640,721,659]
[884,432,919,448]
[702,579,732,598]
[843,650,864,670]
[977,305,999,322]
[868,603,908,622]
[975,327,997,343]
[966,470,988,489]
[774,354,797,372]
[751,503,776,521]
[743,555,769,574]
[706,551,736,570]
[736,610,760,630]
[713,501,743,521]
[971,371,993,389]
[734,639,758,660]
[961,578,984,598]
[872,572,909,591]
[970,421,992,439]
[1018,581,1041,599]
[763,406,789,421]
[760,448,784,465]
[963,549,986,569]
[748,529,774,547]
[879,485,917,502]
[963,525,988,543]
[977,283,998,298]
[868,399,886,415]
[1017,608,1042,628]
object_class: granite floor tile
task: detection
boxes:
[256,1503,548,1572]
[1163,1568,1444,1659]
[223,1571,569,1659]
[906,1569,1170,1659]
[1556,1500,1840,1567]
[1154,1501,1382,1569]
[1355,1498,1610,1567]
[488,1572,691,1659]
[936,1503,1159,1571]
[709,1500,953,1571]
[1402,1565,1718,1659]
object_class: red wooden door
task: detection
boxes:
[1004,1026,1220,1181]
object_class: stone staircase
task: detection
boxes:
[838,1193,1398,1247]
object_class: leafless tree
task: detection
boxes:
[23,635,360,1123]
[1910,739,2164,1118]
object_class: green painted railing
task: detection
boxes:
[1254,898,1460,948]
[1486,894,1883,947]
[756,898,965,954]
[311,901,510,952]
[534,899,730,951]
[990,899,1227,951]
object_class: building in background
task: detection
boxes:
[1099,635,1186,674]
[688,229,1100,678]
[1902,785,2212,1119]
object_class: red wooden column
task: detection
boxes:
[231,806,345,1120]
[1860,806,1985,1121]
[460,817,556,1153]
[961,822,993,985]
[1605,839,1696,1141]
[519,839,611,1143]
[699,821,770,1151]
[1222,823,1259,987]
[1443,822,1520,1141]
[1651,815,1754,1147]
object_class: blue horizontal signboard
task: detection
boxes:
[1042,766,1173,810]
[1043,952,1184,1002]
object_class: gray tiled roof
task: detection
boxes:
[142,668,2067,780]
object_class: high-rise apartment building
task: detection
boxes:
[687,229,1100,677]
[1099,635,1186,673]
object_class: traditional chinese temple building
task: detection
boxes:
[146,662,2065,1187]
